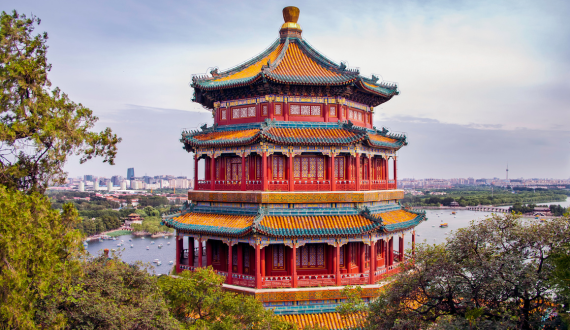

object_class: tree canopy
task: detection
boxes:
[0,11,120,193]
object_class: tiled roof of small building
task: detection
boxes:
[257,215,379,237]
[280,312,365,330]
[162,207,425,238]
[191,37,398,98]
[181,122,406,148]
[163,213,254,236]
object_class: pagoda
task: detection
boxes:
[163,6,426,329]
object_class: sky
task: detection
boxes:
[4,0,570,179]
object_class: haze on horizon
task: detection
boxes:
[4,0,569,180]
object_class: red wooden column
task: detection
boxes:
[330,155,336,191]
[269,99,274,120]
[175,234,182,273]
[389,237,394,266]
[210,156,215,190]
[291,245,298,288]
[237,244,243,274]
[261,247,266,278]
[355,153,361,191]
[284,99,289,121]
[384,240,388,268]
[241,153,246,191]
[384,158,389,190]
[262,152,268,191]
[198,239,203,268]
[338,103,344,121]
[368,157,373,190]
[324,103,329,122]
[288,153,294,192]
[206,240,212,266]
[335,245,341,285]
[227,244,233,284]
[359,242,366,273]
[369,241,376,284]
[399,235,404,262]
[412,230,416,256]
[394,157,398,189]
[255,244,261,289]
[194,155,199,189]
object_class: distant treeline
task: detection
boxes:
[403,187,569,207]
[509,203,568,216]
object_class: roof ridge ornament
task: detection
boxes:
[280,6,302,38]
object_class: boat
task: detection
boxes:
[117,244,121,247]
[451,211,456,215]
[440,223,449,228]
[151,241,155,245]
[130,244,133,248]
[146,246,150,250]
[141,237,145,240]
[158,245,163,249]
[112,237,116,241]
[167,242,171,245]
[157,261,162,266]
[153,259,159,263]
[169,260,174,264]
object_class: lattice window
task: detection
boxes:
[256,157,261,179]
[301,105,311,115]
[309,245,316,266]
[273,245,285,270]
[348,110,354,119]
[311,106,321,116]
[298,244,326,269]
[240,107,248,118]
[317,245,324,266]
[245,158,249,180]
[232,106,256,119]
[212,242,220,264]
[295,156,325,179]
[334,157,345,179]
[350,243,358,267]
[215,160,221,180]
[227,157,242,181]
[272,156,285,180]
[233,108,240,119]
[302,158,309,178]
[244,247,250,271]
[330,106,336,117]
[357,112,363,121]
[262,105,268,116]
[248,106,256,117]
[232,245,238,266]
[290,105,300,115]
[317,158,324,179]
[301,245,308,266]
[221,110,227,120]
[275,104,282,115]
[340,246,345,267]
[294,158,300,178]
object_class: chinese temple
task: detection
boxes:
[163,6,426,329]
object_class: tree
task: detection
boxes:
[0,11,120,193]
[367,214,570,330]
[158,267,295,330]
[0,185,83,328]
[36,254,180,329]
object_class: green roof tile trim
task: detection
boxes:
[161,213,253,237]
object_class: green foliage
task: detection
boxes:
[367,214,570,330]
[403,187,568,207]
[37,254,179,329]
[0,11,120,193]
[337,286,367,316]
[138,195,169,207]
[158,267,295,330]
[0,185,83,328]
[550,242,570,326]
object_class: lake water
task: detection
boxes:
[87,197,569,271]
[86,235,176,275]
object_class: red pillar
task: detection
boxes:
[198,239,203,268]
[291,245,298,288]
[355,153,361,191]
[241,154,246,191]
[369,241,376,284]
[399,235,404,262]
[261,247,266,278]
[330,155,336,191]
[412,231,416,256]
[394,157,398,189]
[210,156,215,190]
[194,155,199,189]
[335,245,341,285]
[206,240,212,266]
[389,237,394,266]
[288,154,294,192]
[384,158,389,190]
[284,101,289,121]
[255,244,261,289]
[262,152,268,191]
[368,157,372,190]
[384,240,388,268]
[176,234,182,273]
[237,244,243,274]
[324,103,329,122]
[227,244,233,284]
[339,104,344,121]
[269,101,274,120]
[360,242,366,273]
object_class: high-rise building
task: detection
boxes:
[127,168,135,180]
[162,7,425,329]
[84,175,93,181]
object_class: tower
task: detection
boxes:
[127,167,135,180]
[162,7,425,329]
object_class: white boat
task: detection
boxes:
[112,237,116,241]
[151,241,155,244]
[169,260,174,264]
[157,261,162,266]
[153,259,159,263]
[130,244,133,248]
[141,237,145,240]
[117,244,121,247]
[146,246,150,250]
[158,245,162,249]
[167,242,170,245]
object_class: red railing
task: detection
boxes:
[195,180,210,190]
[297,274,336,287]
[360,180,370,191]
[231,273,255,288]
[246,180,262,190]
[388,180,396,189]
[336,180,356,191]
[371,180,386,190]
[373,264,401,282]
[213,180,241,191]
[340,273,369,285]
[268,180,289,191]
[262,276,292,288]
[294,180,331,191]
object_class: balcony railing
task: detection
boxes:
[246,180,262,190]
[293,180,331,191]
[195,179,396,191]
[297,274,336,287]
[231,273,255,288]
[268,180,288,191]
[340,272,369,285]
[262,276,292,288]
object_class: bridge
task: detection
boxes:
[410,206,508,214]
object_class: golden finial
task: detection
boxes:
[281,6,302,31]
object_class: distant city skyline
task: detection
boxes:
[5,0,568,178]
